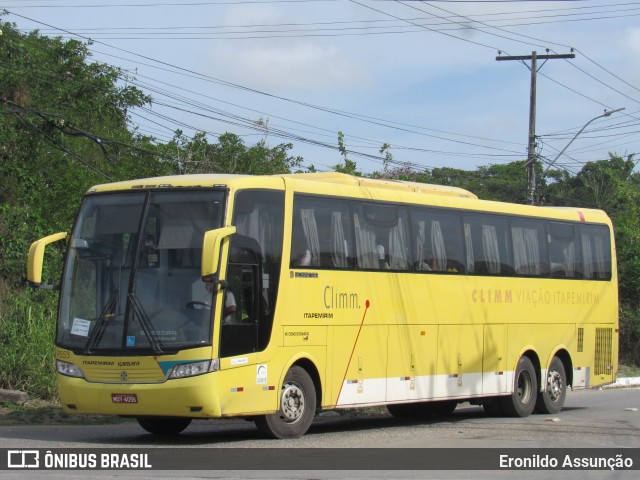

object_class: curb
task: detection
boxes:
[602,376,640,389]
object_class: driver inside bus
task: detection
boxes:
[202,277,237,323]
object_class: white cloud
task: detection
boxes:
[222,3,283,26]
[621,27,640,56]
[202,4,371,91]
[210,42,371,91]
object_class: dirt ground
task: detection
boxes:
[0,399,131,426]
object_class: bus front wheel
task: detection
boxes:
[254,366,316,439]
[535,356,567,414]
[499,356,537,417]
[136,416,192,435]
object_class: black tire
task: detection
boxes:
[387,400,457,418]
[136,416,192,435]
[535,356,567,414]
[499,356,537,417]
[254,366,316,439]
[482,397,504,417]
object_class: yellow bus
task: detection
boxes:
[27,172,618,438]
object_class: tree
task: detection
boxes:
[0,19,165,285]
[332,131,360,175]
[161,130,302,175]
[380,161,530,203]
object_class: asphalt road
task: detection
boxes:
[0,387,638,479]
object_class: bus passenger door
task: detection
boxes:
[482,324,508,395]
[215,189,284,416]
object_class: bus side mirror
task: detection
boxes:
[27,231,68,288]
[201,226,236,279]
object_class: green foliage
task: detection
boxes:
[164,131,302,175]
[0,19,167,289]
[0,292,58,399]
[332,131,361,175]
[368,164,426,183]
[379,143,393,172]
[619,305,640,366]
[426,161,530,203]
[379,161,530,203]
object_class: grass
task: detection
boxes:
[618,363,640,378]
[0,293,58,399]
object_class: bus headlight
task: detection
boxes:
[169,359,219,379]
[56,360,85,379]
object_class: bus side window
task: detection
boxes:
[352,203,410,271]
[549,222,582,279]
[412,207,464,274]
[293,208,320,267]
[463,213,511,276]
[511,219,548,277]
[580,225,611,280]
[291,196,353,270]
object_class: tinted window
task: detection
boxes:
[291,196,354,269]
[463,213,512,275]
[510,218,549,277]
[548,222,582,279]
[352,203,411,271]
[411,208,465,274]
[580,224,612,280]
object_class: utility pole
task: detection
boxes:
[497,50,575,205]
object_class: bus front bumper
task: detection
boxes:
[58,373,223,418]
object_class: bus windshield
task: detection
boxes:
[57,190,225,353]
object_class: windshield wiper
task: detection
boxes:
[85,289,119,354]
[128,293,164,355]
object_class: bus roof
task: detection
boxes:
[88,172,476,199]
[86,172,610,225]
[280,172,478,199]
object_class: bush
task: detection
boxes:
[0,292,58,399]
[619,304,640,366]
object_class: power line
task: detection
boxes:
[4,5,637,172]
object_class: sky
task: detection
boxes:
[2,0,640,176]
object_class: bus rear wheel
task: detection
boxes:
[254,366,316,439]
[499,356,537,417]
[136,416,192,435]
[535,356,567,414]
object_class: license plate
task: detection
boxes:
[111,393,138,404]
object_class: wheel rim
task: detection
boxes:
[516,370,532,404]
[279,382,305,424]
[546,370,564,402]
